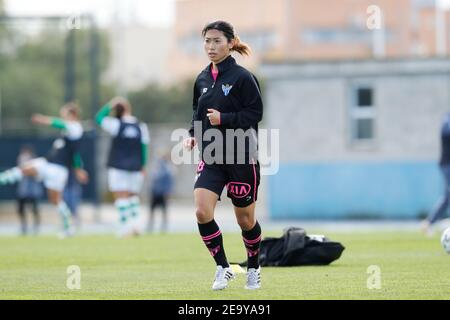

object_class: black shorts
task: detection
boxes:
[194,160,260,208]
[151,194,167,210]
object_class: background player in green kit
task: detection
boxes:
[96,97,150,237]
[0,103,88,238]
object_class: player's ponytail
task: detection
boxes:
[202,20,252,56]
[231,35,251,56]
[111,98,132,119]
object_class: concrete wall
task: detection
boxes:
[261,58,450,219]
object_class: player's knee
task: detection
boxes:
[237,216,254,230]
[195,207,212,223]
[47,191,60,205]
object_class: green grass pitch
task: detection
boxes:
[0,231,449,299]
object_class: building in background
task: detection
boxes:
[163,0,450,220]
[261,57,450,219]
[168,0,450,80]
[105,24,171,90]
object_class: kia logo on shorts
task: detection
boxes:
[226,182,251,198]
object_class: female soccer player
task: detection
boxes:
[184,21,263,290]
[96,97,150,237]
[0,103,88,238]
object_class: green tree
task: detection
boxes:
[0,20,113,133]
[127,80,194,125]
[0,0,7,46]
[0,0,6,55]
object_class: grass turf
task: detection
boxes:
[0,230,449,299]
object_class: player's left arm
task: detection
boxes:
[64,122,88,184]
[73,152,89,184]
[215,73,263,129]
[141,123,150,173]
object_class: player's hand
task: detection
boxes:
[207,109,221,126]
[31,114,48,125]
[110,96,126,108]
[75,168,89,185]
[183,137,197,151]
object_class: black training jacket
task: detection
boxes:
[189,55,263,164]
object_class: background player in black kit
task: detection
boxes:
[184,21,263,291]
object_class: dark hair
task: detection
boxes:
[114,103,126,119]
[20,144,35,155]
[202,20,251,56]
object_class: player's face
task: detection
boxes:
[204,29,233,64]
[60,108,69,120]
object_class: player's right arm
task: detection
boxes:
[95,102,120,136]
[95,103,112,126]
[32,114,67,129]
[185,81,199,151]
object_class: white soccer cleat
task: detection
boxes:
[245,267,261,290]
[117,224,132,239]
[212,266,235,291]
[130,217,144,236]
[58,227,75,240]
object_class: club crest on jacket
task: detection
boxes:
[222,84,233,96]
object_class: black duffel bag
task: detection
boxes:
[240,227,345,267]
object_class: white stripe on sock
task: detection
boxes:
[58,201,72,231]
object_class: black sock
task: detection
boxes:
[198,220,229,268]
[242,221,262,269]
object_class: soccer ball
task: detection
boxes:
[441,227,450,254]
